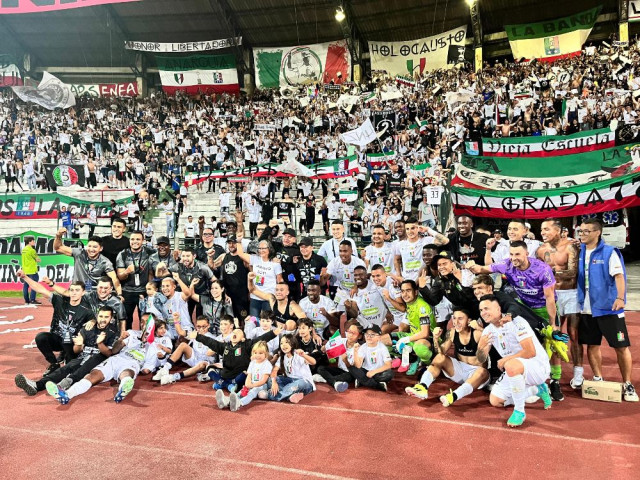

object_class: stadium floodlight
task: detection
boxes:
[335,7,346,22]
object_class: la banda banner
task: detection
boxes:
[183,156,360,187]
[0,193,131,219]
[69,82,138,98]
[451,171,640,219]
[455,144,640,190]
[253,40,351,89]
[505,6,601,62]
[124,37,241,53]
[0,56,22,87]
[157,55,240,95]
[0,0,139,14]
[368,26,467,77]
[465,127,616,157]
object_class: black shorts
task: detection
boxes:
[579,313,631,348]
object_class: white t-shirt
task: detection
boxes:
[247,359,273,385]
[582,248,623,314]
[364,243,395,274]
[219,192,231,208]
[337,343,357,372]
[250,255,282,299]
[357,342,391,370]
[299,295,337,334]
[164,294,193,340]
[244,323,279,353]
[352,281,388,328]
[275,353,316,390]
[375,277,407,325]
[326,256,366,293]
[394,236,433,281]
[482,316,547,361]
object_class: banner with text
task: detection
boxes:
[0,193,130,219]
[0,0,140,14]
[368,26,467,77]
[157,54,239,95]
[125,37,241,53]
[253,40,351,89]
[69,82,138,98]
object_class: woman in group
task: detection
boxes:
[236,240,283,316]
[191,279,234,336]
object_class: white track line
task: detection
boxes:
[0,424,355,480]
[1,376,638,450]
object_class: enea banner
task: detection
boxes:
[0,55,22,87]
[253,40,351,89]
[452,171,640,219]
[368,26,467,77]
[465,127,616,157]
[125,37,241,53]
[0,193,129,219]
[0,0,140,14]
[157,54,240,95]
[69,82,138,98]
[505,6,601,61]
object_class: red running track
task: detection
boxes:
[0,298,639,479]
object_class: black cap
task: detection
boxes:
[299,236,314,247]
[365,324,382,335]
[226,234,238,243]
[282,228,297,237]
[156,236,171,245]
[431,250,455,268]
[493,229,502,234]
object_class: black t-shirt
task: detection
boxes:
[78,324,119,363]
[219,253,249,297]
[388,171,405,192]
[101,235,130,267]
[277,201,293,216]
[298,253,328,293]
[50,293,95,342]
[448,232,490,265]
[115,248,153,293]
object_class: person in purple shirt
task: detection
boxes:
[468,240,557,324]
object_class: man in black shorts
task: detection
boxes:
[576,218,637,402]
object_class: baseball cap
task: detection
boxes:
[282,228,297,237]
[226,234,238,243]
[156,236,171,245]
[493,229,502,234]
[364,324,382,335]
[431,250,455,268]
[299,236,314,247]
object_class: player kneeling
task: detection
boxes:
[477,295,552,428]
[406,308,489,406]
[47,323,160,405]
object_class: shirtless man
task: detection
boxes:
[538,219,582,393]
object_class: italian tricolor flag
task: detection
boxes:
[505,6,600,62]
[325,331,347,359]
[157,54,239,95]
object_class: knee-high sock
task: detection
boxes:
[400,345,413,367]
[420,370,434,388]
[66,378,92,399]
[550,364,562,381]
[453,382,474,401]
[508,374,527,412]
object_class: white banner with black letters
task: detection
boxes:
[124,37,242,53]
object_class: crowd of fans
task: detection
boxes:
[6,40,639,425]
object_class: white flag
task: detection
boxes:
[12,72,76,110]
[340,118,377,148]
[276,159,315,177]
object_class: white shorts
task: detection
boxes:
[443,357,489,388]
[556,289,579,316]
[94,354,141,383]
[490,357,550,401]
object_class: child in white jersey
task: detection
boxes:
[265,334,316,403]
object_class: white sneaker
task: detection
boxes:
[152,367,169,381]
[525,395,540,404]
[215,389,229,409]
[624,382,639,402]
[569,376,584,389]
[160,374,177,386]
[312,374,327,384]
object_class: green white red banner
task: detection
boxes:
[157,54,239,95]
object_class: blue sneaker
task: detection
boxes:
[114,377,135,403]
[46,381,69,405]
[212,381,223,391]
[227,383,237,393]
[537,383,553,409]
[407,361,420,376]
[507,410,526,427]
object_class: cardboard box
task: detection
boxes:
[582,380,623,403]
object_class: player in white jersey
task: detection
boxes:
[323,241,365,310]
[369,264,406,328]
[345,266,390,331]
[393,217,447,281]
[47,321,159,405]
[477,296,553,427]
[363,225,398,279]
[298,280,340,338]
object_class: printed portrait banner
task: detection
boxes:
[0,0,140,14]
[69,82,138,98]
[505,6,601,61]
[253,40,351,89]
[368,26,467,77]
[125,37,241,53]
[12,72,75,110]
[452,171,640,219]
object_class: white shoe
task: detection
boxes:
[160,374,177,386]
[624,382,639,402]
[525,395,540,404]
[569,376,584,389]
[215,389,229,409]
[312,374,327,384]
[152,367,169,381]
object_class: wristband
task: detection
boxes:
[617,297,625,301]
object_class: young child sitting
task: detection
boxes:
[264,334,316,404]
[315,320,362,392]
[349,324,394,392]
[244,311,280,355]
[152,319,173,366]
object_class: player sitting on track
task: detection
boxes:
[217,341,273,412]
[153,315,217,385]
[47,316,162,405]
[188,321,283,393]
[15,306,119,396]
[477,296,553,427]
[348,324,394,391]
[405,308,489,406]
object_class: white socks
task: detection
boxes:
[508,374,527,412]
[401,345,413,367]
[67,378,92,399]
[453,382,474,400]
[419,370,434,388]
